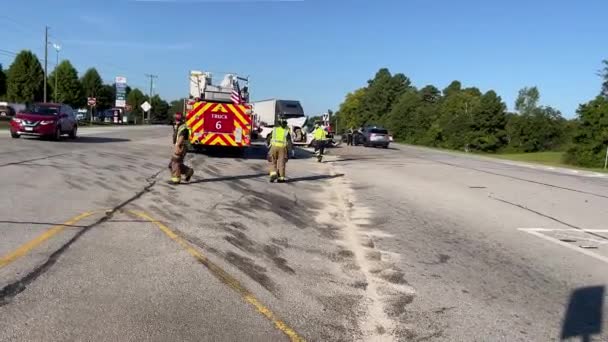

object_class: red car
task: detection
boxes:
[10,103,78,140]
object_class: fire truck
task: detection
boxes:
[186,71,253,152]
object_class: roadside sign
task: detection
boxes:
[141,101,152,112]
[115,76,128,108]
[87,97,96,106]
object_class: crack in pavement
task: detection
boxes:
[0,168,164,306]
[489,195,608,241]
[424,157,608,200]
[0,153,71,168]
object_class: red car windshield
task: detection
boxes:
[27,105,59,116]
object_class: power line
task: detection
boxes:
[0,15,41,36]
[1,37,167,99]
[0,49,17,56]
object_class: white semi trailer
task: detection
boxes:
[252,99,311,147]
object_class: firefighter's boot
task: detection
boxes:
[278,177,286,183]
[169,176,181,185]
[185,169,194,182]
[269,172,278,183]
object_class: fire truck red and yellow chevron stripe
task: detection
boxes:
[186,102,252,147]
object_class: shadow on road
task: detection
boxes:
[71,136,131,144]
[323,157,381,164]
[19,136,131,144]
[191,144,316,161]
[287,173,345,183]
[189,172,268,184]
[561,286,604,342]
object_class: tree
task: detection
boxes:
[506,106,566,152]
[97,84,115,111]
[359,68,411,125]
[599,60,608,98]
[335,88,366,129]
[169,98,187,115]
[435,88,479,149]
[506,87,567,152]
[515,86,540,115]
[564,96,608,167]
[443,81,462,97]
[80,68,103,99]
[335,70,568,154]
[150,95,170,123]
[0,64,6,99]
[386,89,422,142]
[127,88,147,123]
[6,50,44,104]
[468,90,508,152]
[49,60,82,107]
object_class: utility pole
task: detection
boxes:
[145,74,158,98]
[144,74,158,123]
[43,26,49,103]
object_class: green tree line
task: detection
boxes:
[0,50,172,123]
[336,67,608,167]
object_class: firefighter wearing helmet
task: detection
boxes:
[312,120,327,162]
[268,116,292,183]
[169,112,194,184]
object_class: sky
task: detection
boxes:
[0,0,607,117]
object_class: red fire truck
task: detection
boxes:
[186,71,252,152]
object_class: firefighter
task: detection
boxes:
[169,113,182,170]
[268,117,291,183]
[169,114,194,185]
[346,127,354,146]
[312,121,327,162]
[172,112,182,144]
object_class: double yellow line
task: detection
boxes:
[0,211,94,268]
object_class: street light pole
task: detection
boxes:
[52,43,61,102]
[43,26,48,103]
[144,74,158,124]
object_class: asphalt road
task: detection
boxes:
[0,127,607,341]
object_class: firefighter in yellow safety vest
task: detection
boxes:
[312,121,327,162]
[268,117,292,183]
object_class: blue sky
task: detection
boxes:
[0,0,606,117]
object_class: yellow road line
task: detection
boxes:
[128,210,305,342]
[0,211,94,268]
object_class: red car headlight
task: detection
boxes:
[40,120,55,125]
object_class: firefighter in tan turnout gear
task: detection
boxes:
[170,113,194,185]
[268,117,292,183]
